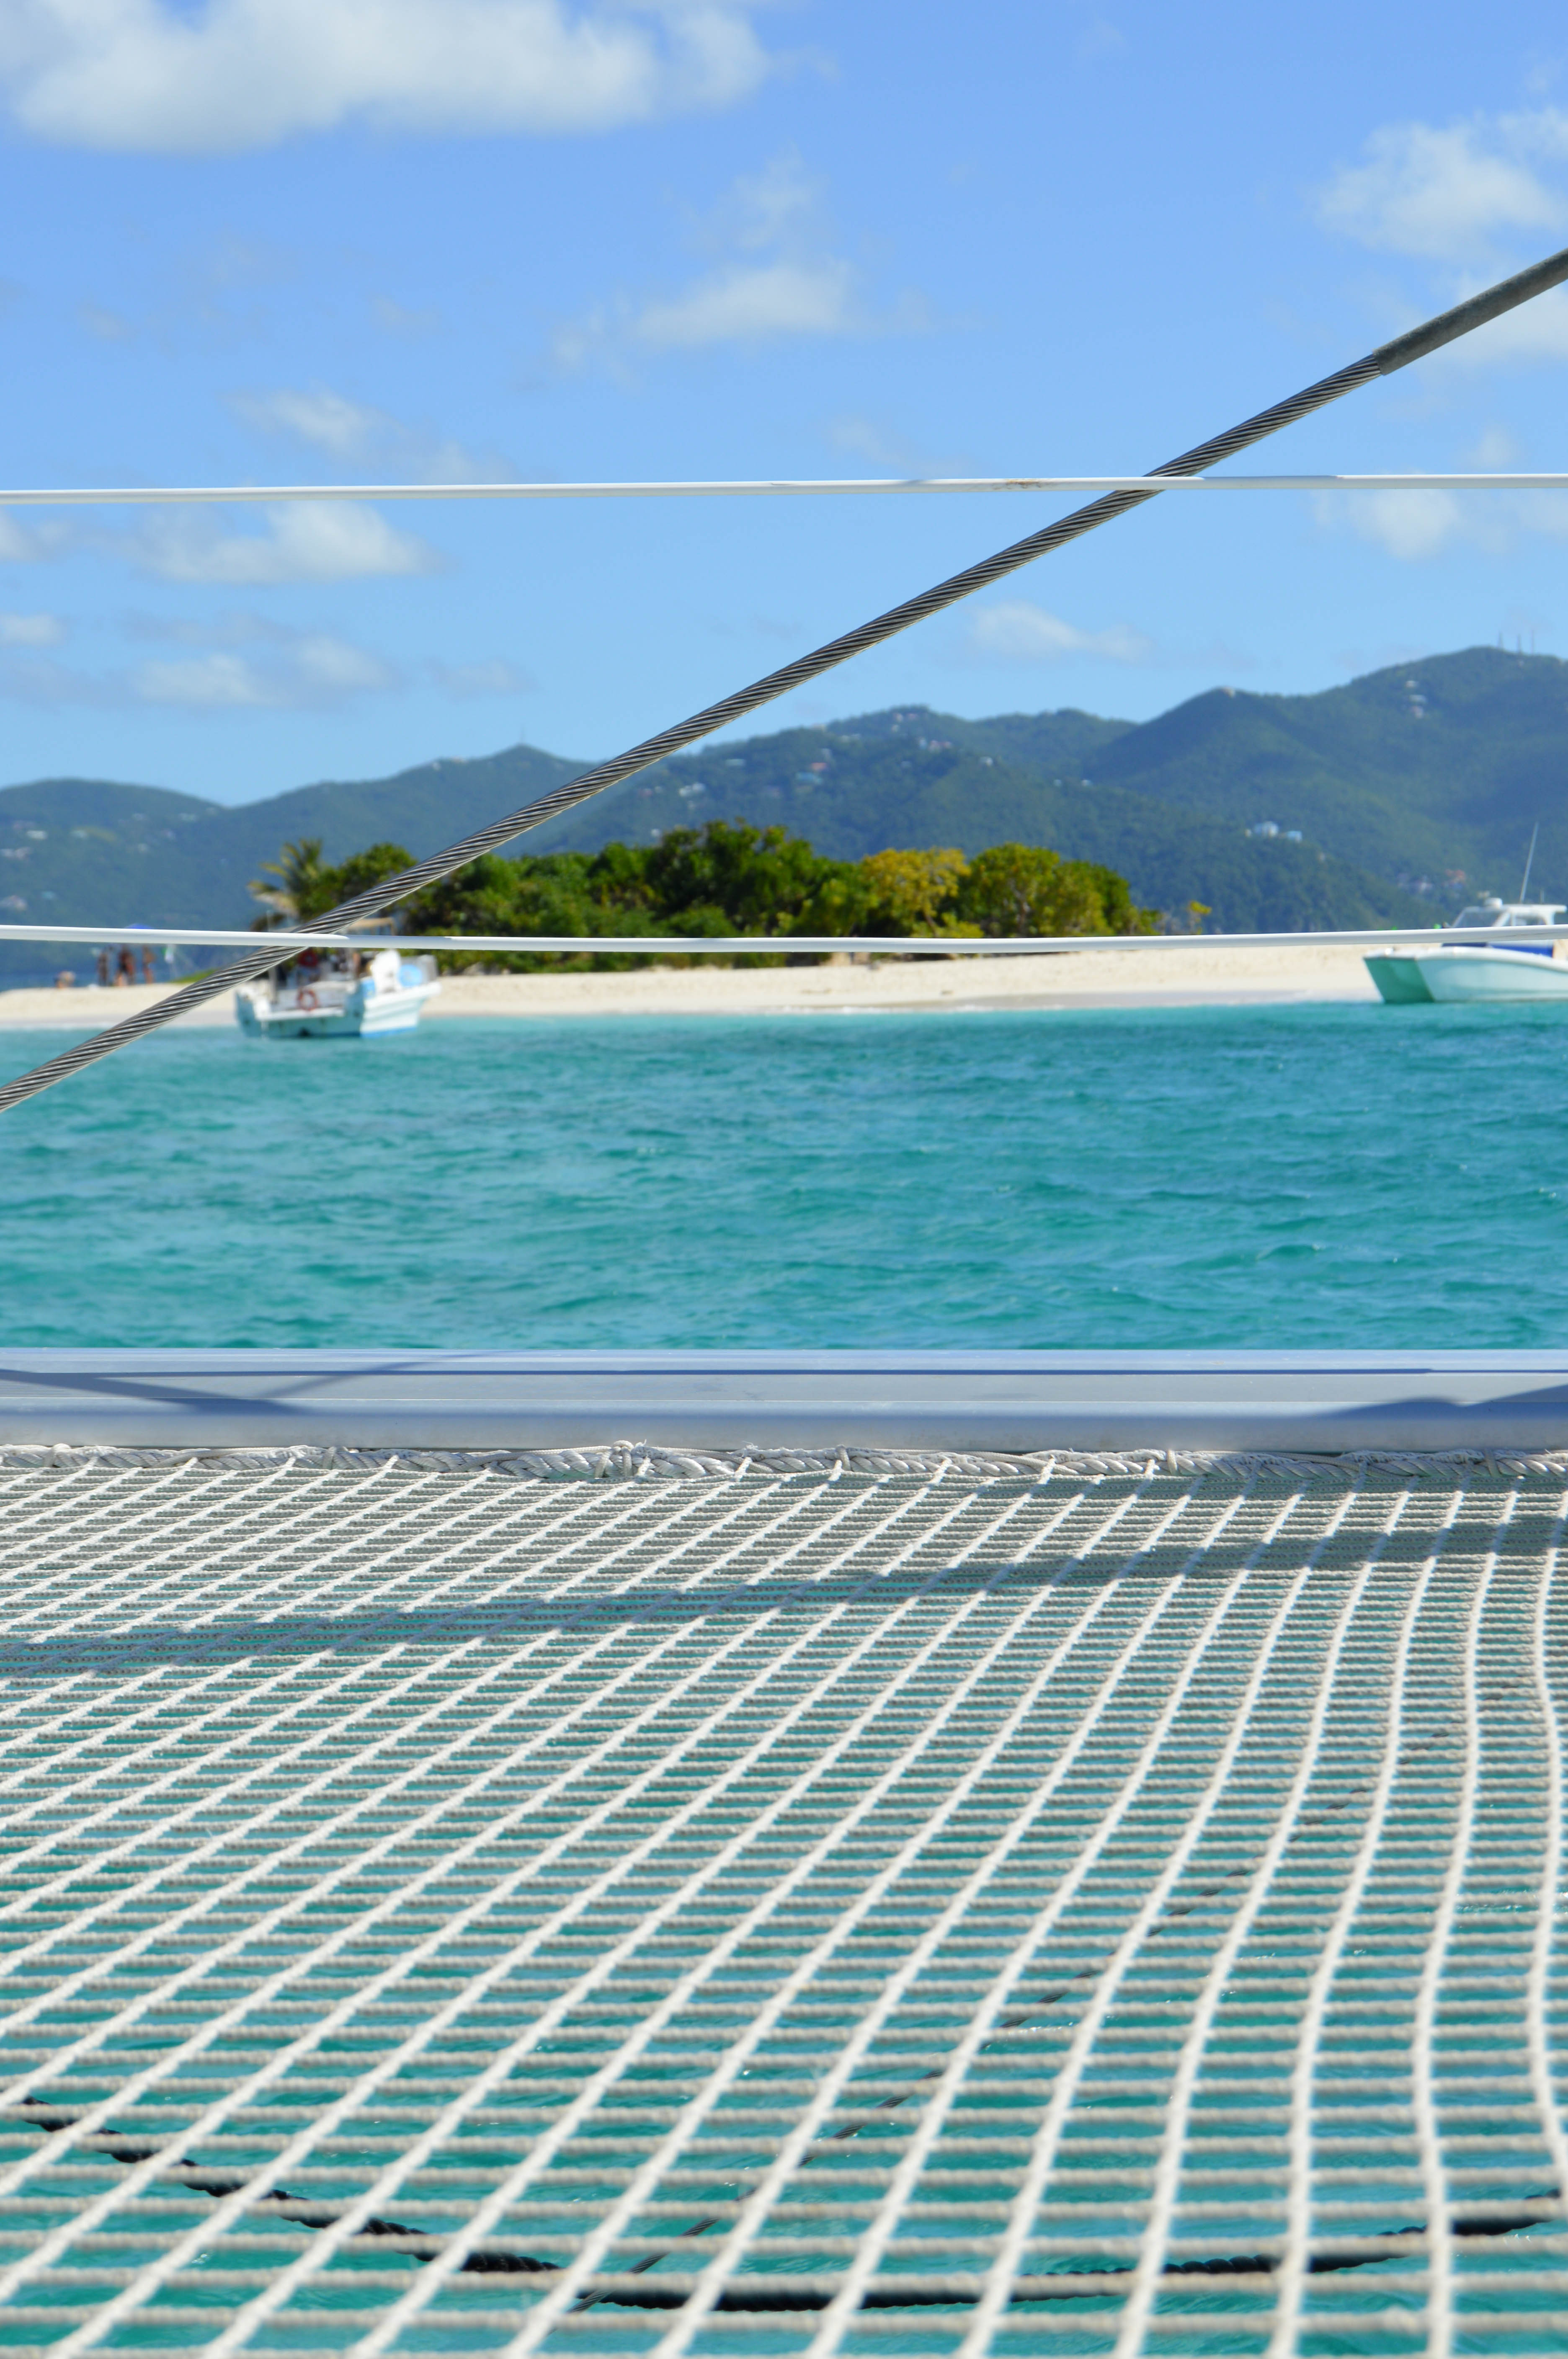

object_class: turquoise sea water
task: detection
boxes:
[2,998,1566,1349]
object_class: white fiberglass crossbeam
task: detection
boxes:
[3,473,1568,505]
[0,922,1561,954]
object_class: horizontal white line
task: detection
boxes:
[2,473,1568,505]
[0,925,1555,955]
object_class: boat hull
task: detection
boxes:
[1413,948,1568,1003]
[235,978,440,1038]
[1364,954,1434,1004]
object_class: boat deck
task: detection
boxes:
[0,1443,1563,2354]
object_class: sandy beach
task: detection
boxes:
[0,943,1380,1027]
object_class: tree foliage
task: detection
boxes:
[858,849,979,935]
[251,820,1154,967]
[249,837,334,928]
[955,844,1153,937]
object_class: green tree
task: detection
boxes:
[956,843,1155,937]
[796,863,876,938]
[263,816,1152,968]
[645,821,840,936]
[327,842,415,906]
[1086,863,1157,933]
[584,839,658,915]
[401,853,543,969]
[398,849,675,972]
[857,848,979,936]
[249,837,335,928]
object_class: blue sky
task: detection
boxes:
[4,0,1568,803]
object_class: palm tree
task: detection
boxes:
[250,838,333,929]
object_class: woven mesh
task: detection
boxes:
[0,1456,1563,2356]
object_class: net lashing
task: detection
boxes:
[0,1451,1563,2354]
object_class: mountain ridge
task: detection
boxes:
[0,644,1558,977]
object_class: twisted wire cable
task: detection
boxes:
[2,247,1565,1114]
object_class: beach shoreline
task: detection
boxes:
[0,945,1382,1028]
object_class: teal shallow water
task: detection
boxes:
[1,999,1565,1349]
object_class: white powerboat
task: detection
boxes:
[235,947,441,1039]
[1367,897,1568,1004]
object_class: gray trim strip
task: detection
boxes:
[0,1351,1565,1453]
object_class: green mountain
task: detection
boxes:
[0,748,586,979]
[531,715,1434,932]
[4,644,1561,979]
[556,646,1564,920]
[1083,645,1568,899]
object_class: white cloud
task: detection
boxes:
[132,501,438,582]
[1331,425,1542,559]
[0,621,534,709]
[1466,423,1523,468]
[135,632,393,707]
[827,417,918,470]
[1314,110,1568,368]
[0,490,437,586]
[134,652,274,707]
[233,385,506,481]
[1315,117,1565,260]
[78,300,134,341]
[967,600,1153,665]
[0,652,110,705]
[1076,16,1126,60]
[432,658,536,696]
[1329,488,1469,562]
[634,256,859,349]
[554,152,919,365]
[237,386,382,458]
[0,610,63,645]
[0,512,67,562]
[372,293,440,338]
[1312,475,1568,561]
[0,611,395,707]
[0,0,773,154]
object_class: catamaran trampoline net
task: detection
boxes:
[0,1454,1564,2357]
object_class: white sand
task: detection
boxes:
[0,944,1379,1028]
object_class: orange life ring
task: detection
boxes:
[297,987,319,1010]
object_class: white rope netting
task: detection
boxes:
[0,1455,1562,2354]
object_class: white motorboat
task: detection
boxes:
[235,947,441,1039]
[1367,897,1568,1004]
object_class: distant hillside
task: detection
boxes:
[574,650,1568,913]
[5,644,1563,977]
[0,779,224,981]
[0,747,586,979]
[534,715,1434,931]
[1085,646,1568,900]
[195,740,585,886]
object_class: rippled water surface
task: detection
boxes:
[1,999,1564,1348]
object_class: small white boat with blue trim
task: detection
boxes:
[235,946,441,1039]
[1367,896,1568,1004]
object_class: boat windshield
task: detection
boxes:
[284,951,357,981]
[1451,903,1565,929]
